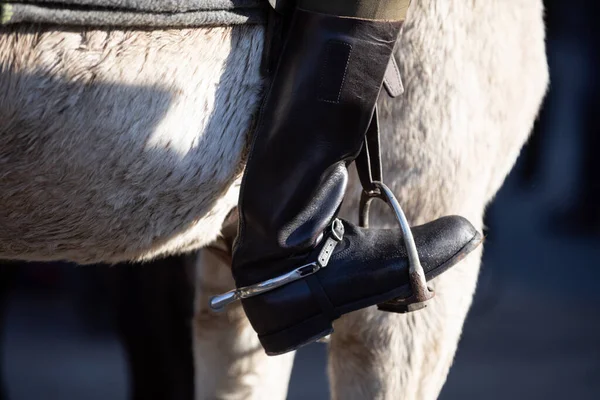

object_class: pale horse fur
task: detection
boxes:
[0,0,548,399]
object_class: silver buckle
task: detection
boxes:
[359,181,434,311]
[209,219,345,312]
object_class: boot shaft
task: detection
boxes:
[234,9,403,283]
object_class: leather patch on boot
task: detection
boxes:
[318,40,352,104]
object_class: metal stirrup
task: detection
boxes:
[359,182,435,312]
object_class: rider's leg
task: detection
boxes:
[213,0,482,355]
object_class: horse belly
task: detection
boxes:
[0,25,264,263]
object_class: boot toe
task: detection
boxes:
[412,215,483,277]
[316,216,482,313]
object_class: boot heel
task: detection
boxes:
[258,313,333,356]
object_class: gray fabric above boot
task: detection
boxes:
[1,0,267,27]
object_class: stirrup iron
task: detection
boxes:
[359,182,435,313]
[356,108,434,313]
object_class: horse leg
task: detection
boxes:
[193,235,295,400]
[328,250,482,400]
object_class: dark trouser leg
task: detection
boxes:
[110,256,194,400]
[0,263,18,400]
[214,0,482,356]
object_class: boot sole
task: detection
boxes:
[258,232,483,355]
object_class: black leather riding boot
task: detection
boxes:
[210,8,483,355]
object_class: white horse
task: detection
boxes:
[0,0,548,398]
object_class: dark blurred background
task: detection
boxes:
[1,0,599,398]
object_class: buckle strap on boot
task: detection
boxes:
[209,219,345,312]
